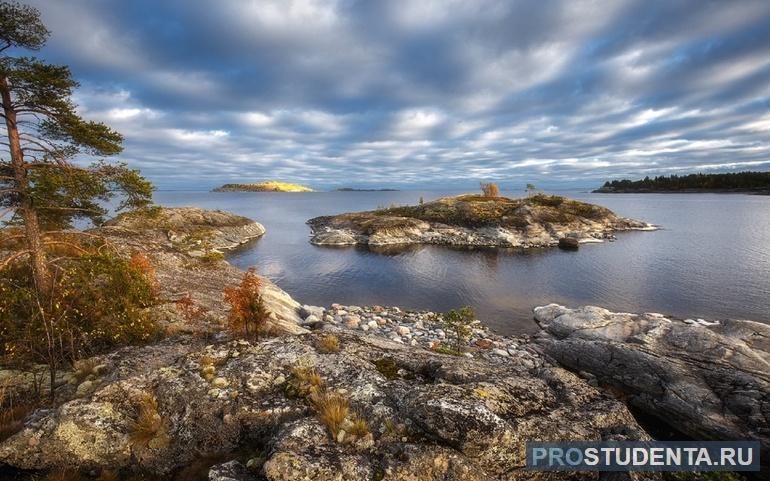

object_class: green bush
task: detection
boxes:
[442,306,475,351]
[0,252,160,381]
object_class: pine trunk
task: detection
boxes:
[1,75,50,294]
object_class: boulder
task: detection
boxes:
[557,237,579,249]
[534,304,770,469]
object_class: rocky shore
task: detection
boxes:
[534,304,770,469]
[1,207,764,480]
[307,194,655,248]
[0,307,656,480]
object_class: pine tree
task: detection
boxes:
[1,1,153,294]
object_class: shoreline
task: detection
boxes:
[593,188,770,194]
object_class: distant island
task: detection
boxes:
[335,187,400,192]
[594,171,770,193]
[213,181,314,192]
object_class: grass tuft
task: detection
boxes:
[309,390,349,438]
[128,392,167,450]
[315,334,340,353]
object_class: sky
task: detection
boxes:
[21,0,770,190]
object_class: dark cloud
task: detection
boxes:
[19,0,770,189]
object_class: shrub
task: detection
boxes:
[175,293,210,337]
[480,182,500,197]
[316,334,340,353]
[432,343,464,356]
[0,252,160,399]
[199,251,225,264]
[528,193,564,207]
[442,306,475,351]
[129,253,159,296]
[373,357,400,380]
[223,268,270,339]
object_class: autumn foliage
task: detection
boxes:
[480,182,500,197]
[223,267,270,338]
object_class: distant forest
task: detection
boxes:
[594,171,770,193]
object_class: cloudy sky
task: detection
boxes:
[23,0,770,190]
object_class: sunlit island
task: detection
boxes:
[213,181,314,192]
[307,193,655,248]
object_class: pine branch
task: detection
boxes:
[41,240,88,254]
[0,250,32,269]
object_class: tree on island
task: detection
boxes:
[526,183,536,196]
[1,1,152,293]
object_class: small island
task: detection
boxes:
[213,181,314,192]
[335,187,400,192]
[594,171,770,193]
[307,192,655,247]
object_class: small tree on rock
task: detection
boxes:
[526,183,536,197]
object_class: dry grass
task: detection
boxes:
[310,390,350,438]
[41,469,87,481]
[480,182,500,197]
[97,470,120,481]
[128,393,166,450]
[72,357,99,383]
[286,362,324,399]
[315,334,340,353]
[0,381,34,442]
[347,412,370,437]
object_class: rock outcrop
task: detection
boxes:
[99,207,305,335]
[534,304,770,468]
[308,194,655,248]
[0,330,658,480]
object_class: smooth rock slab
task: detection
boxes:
[534,304,770,469]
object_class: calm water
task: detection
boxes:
[154,190,770,335]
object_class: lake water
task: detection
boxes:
[154,190,770,335]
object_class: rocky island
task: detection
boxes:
[307,193,655,248]
[213,181,314,192]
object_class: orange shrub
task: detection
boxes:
[130,252,160,296]
[480,182,500,197]
[223,268,270,338]
[175,293,211,338]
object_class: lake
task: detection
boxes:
[154,190,770,335]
